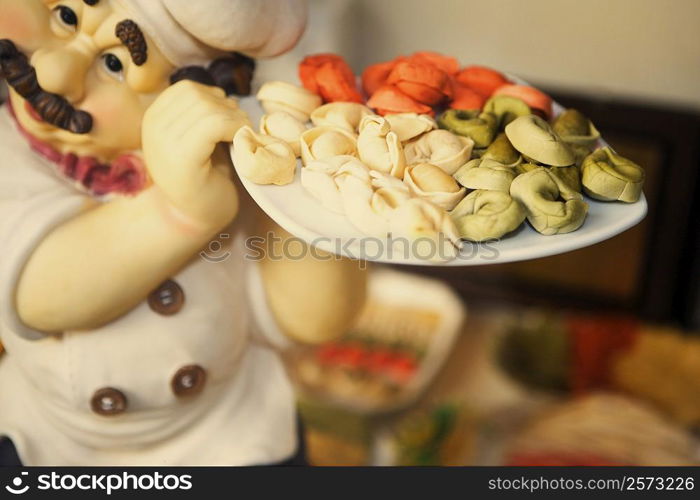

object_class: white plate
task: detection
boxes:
[234,90,647,266]
[290,268,466,414]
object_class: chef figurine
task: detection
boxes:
[0,0,367,466]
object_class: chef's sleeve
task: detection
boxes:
[0,181,87,341]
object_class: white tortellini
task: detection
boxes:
[369,171,413,217]
[388,198,462,262]
[256,81,322,122]
[510,167,588,235]
[357,115,406,178]
[404,129,474,175]
[453,158,518,193]
[300,156,411,237]
[449,190,526,242]
[344,170,414,237]
[300,126,358,166]
[334,159,394,237]
[403,163,466,210]
[310,102,375,133]
[385,113,437,143]
[232,126,296,186]
[300,154,461,260]
[259,111,307,157]
[300,155,352,214]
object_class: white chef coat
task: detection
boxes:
[0,103,298,466]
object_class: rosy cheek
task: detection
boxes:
[82,89,146,152]
[0,0,51,51]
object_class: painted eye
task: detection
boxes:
[53,5,78,30]
[102,53,124,80]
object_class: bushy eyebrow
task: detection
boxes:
[115,20,148,66]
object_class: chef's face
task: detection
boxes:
[0,0,175,162]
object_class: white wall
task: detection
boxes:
[357,0,700,109]
[260,0,700,110]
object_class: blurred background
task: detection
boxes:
[257,0,700,465]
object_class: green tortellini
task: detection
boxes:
[549,164,582,194]
[438,109,498,148]
[515,162,540,175]
[483,95,532,129]
[552,109,600,149]
[505,115,575,167]
[510,167,588,235]
[569,143,594,167]
[580,147,645,203]
[454,158,518,193]
[481,133,522,167]
[450,190,526,242]
[471,148,487,159]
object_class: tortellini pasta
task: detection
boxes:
[515,162,540,175]
[256,81,322,122]
[510,167,588,235]
[581,147,645,203]
[301,156,412,236]
[450,190,526,241]
[385,113,437,142]
[336,161,408,238]
[505,115,575,167]
[481,133,522,167]
[357,115,406,178]
[552,109,600,149]
[333,160,388,237]
[388,197,462,262]
[369,171,413,216]
[454,158,518,193]
[483,95,532,129]
[404,129,474,175]
[403,163,466,210]
[259,111,307,157]
[300,155,355,213]
[549,164,582,194]
[300,154,461,259]
[310,102,374,133]
[242,80,641,262]
[232,126,296,186]
[300,126,358,166]
[438,109,498,148]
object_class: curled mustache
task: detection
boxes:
[0,39,92,134]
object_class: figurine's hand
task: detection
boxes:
[143,80,250,229]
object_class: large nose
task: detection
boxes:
[30,45,92,103]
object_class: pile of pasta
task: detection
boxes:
[232,52,645,261]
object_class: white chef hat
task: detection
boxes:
[112,0,308,67]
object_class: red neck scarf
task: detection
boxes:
[6,100,147,196]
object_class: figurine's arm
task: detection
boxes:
[257,214,368,345]
[16,82,247,333]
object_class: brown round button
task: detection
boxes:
[171,365,207,397]
[148,280,184,316]
[91,387,128,416]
